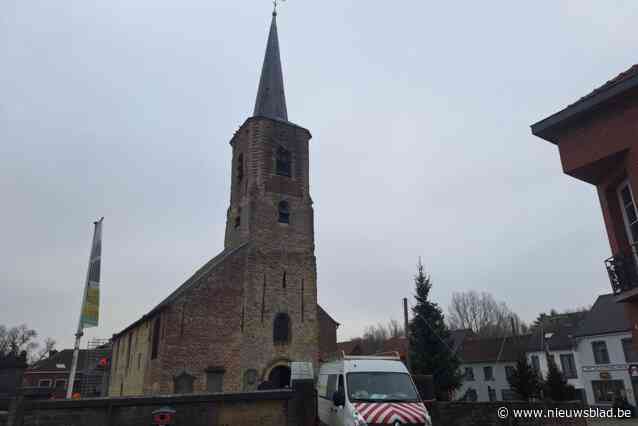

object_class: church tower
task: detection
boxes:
[107,9,324,397]
[227,10,319,389]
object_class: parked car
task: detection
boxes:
[317,353,431,426]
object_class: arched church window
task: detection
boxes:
[276,147,291,177]
[278,201,289,224]
[237,153,244,182]
[173,371,195,394]
[273,313,291,344]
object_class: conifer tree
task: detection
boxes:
[408,260,461,400]
[508,354,542,400]
[543,358,575,401]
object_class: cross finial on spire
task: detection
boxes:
[273,0,285,16]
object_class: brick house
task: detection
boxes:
[23,350,81,397]
[108,11,337,396]
[22,349,110,399]
[531,65,638,355]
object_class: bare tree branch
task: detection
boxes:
[447,291,526,337]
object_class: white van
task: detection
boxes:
[317,353,431,426]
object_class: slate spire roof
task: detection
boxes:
[253,11,288,121]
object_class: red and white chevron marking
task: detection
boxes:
[354,402,429,424]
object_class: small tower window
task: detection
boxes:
[273,313,291,344]
[278,201,289,224]
[276,147,291,177]
[282,271,286,288]
[234,207,241,228]
[237,153,244,182]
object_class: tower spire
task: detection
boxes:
[253,10,288,121]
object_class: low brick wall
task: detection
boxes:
[431,401,588,426]
[5,387,314,426]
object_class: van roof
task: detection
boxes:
[343,358,408,374]
[320,358,409,375]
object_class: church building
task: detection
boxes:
[108,10,338,396]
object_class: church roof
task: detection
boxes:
[253,12,288,121]
[112,242,250,339]
[317,305,339,326]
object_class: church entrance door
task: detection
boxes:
[268,365,291,389]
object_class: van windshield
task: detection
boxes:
[346,372,419,403]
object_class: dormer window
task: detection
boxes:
[276,147,291,177]
[278,201,289,224]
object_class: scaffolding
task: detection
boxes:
[77,338,111,398]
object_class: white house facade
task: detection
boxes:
[457,360,518,402]
[455,336,523,402]
[454,297,638,406]
[573,295,638,407]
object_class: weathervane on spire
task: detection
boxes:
[273,0,285,16]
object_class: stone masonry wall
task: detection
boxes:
[109,319,151,396]
[240,247,319,386]
[6,389,310,426]
[430,401,588,426]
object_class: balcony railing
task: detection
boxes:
[605,247,638,295]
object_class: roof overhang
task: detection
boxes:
[531,72,638,143]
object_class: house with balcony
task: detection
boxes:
[531,64,638,353]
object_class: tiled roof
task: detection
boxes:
[527,311,588,352]
[458,335,528,364]
[381,336,408,356]
[449,329,474,354]
[570,64,638,107]
[337,331,472,359]
[336,339,365,356]
[531,63,638,138]
[574,294,632,337]
[27,350,90,372]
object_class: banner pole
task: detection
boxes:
[66,219,101,399]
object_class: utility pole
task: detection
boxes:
[403,297,411,373]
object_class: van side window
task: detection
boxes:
[338,375,344,394]
[326,375,337,399]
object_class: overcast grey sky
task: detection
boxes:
[2,1,637,349]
